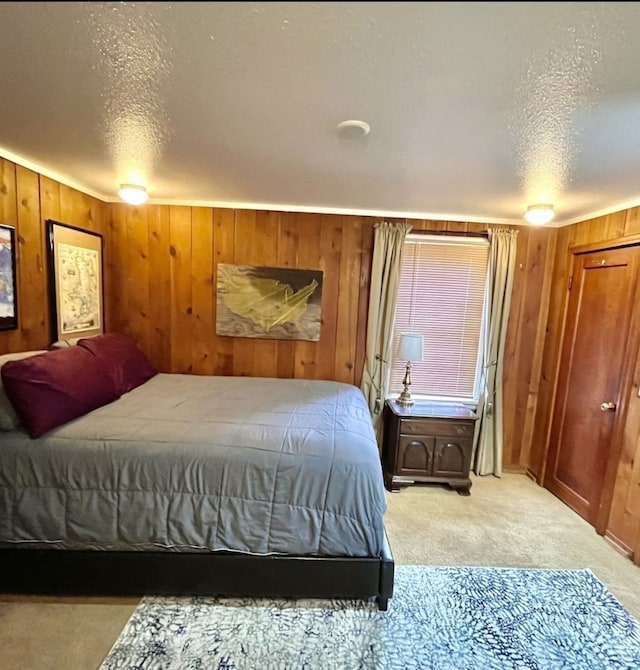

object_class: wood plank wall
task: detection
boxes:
[106,205,373,387]
[404,220,557,472]
[0,158,108,355]
[528,206,640,561]
[1,156,556,477]
[106,207,557,474]
[5,153,640,560]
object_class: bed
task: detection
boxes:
[0,335,394,610]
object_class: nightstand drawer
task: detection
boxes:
[401,419,474,438]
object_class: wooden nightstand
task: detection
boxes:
[381,399,478,495]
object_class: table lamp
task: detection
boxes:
[396,332,423,407]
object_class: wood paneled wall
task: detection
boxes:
[404,220,557,472]
[5,153,640,560]
[528,207,640,562]
[1,156,557,476]
[106,205,373,386]
[0,158,108,355]
[106,207,557,473]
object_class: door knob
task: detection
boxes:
[600,402,616,411]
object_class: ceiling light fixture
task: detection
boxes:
[524,203,555,225]
[336,119,370,139]
[118,183,148,206]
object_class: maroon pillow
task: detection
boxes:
[1,347,120,438]
[77,332,157,395]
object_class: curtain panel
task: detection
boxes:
[473,228,519,476]
[360,222,412,442]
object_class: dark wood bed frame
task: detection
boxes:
[0,530,395,611]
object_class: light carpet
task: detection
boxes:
[99,565,640,669]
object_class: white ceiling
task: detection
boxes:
[1,2,640,227]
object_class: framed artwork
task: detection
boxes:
[46,219,104,342]
[216,263,323,341]
[0,224,18,331]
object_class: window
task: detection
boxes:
[389,234,489,404]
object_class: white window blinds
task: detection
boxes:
[389,234,489,402]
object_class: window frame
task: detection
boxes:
[387,232,489,407]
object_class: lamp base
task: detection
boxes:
[396,387,414,407]
[396,361,414,407]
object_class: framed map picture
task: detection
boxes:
[46,220,104,342]
[216,263,323,341]
[0,224,18,331]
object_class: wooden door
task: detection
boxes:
[544,245,640,527]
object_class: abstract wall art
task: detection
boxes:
[216,263,323,341]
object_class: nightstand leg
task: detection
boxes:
[384,472,415,492]
[450,482,472,496]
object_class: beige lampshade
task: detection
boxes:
[398,333,423,362]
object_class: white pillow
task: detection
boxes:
[0,350,48,430]
[49,338,82,349]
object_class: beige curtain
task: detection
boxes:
[473,228,519,476]
[361,221,412,441]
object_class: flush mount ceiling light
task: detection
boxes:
[336,119,370,139]
[118,183,148,206]
[524,203,555,225]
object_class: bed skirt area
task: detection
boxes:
[0,530,395,611]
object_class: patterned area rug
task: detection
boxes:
[99,565,640,669]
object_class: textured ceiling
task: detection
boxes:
[1,2,640,226]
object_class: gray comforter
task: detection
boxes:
[0,374,386,557]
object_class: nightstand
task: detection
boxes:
[381,399,478,495]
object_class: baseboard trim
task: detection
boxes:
[604,531,633,559]
[524,467,540,483]
[502,466,527,475]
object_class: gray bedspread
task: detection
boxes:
[0,374,386,557]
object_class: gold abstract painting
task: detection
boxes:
[216,263,323,341]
